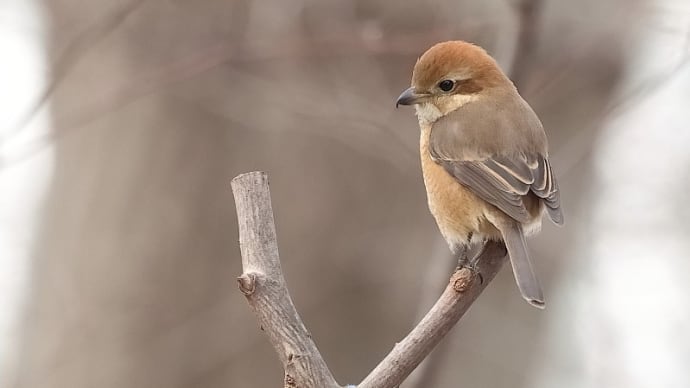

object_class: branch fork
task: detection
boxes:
[231,171,508,388]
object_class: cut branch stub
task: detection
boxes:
[237,272,258,296]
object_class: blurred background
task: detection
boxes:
[1,0,689,387]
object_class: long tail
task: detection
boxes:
[500,222,544,309]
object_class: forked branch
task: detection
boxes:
[231,171,508,388]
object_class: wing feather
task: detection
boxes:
[435,152,563,225]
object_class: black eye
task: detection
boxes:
[438,79,455,92]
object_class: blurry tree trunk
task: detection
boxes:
[9,2,241,387]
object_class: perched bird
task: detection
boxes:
[396,41,563,308]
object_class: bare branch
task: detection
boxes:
[358,243,507,388]
[231,172,340,388]
[401,239,454,388]
[231,171,508,388]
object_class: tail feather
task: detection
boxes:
[501,222,544,309]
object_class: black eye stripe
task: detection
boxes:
[438,79,454,92]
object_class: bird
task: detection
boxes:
[396,40,563,308]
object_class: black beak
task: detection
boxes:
[396,87,426,108]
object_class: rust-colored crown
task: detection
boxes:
[411,41,509,92]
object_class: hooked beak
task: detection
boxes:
[396,87,428,108]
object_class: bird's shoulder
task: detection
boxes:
[429,89,546,162]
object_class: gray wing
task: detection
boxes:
[428,91,563,225]
[435,152,564,225]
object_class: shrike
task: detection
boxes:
[396,41,563,308]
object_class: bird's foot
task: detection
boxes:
[453,245,470,271]
[463,239,489,284]
[468,239,488,266]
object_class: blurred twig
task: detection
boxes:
[231,171,508,388]
[556,53,690,184]
[2,0,149,140]
[0,26,462,171]
[509,0,543,88]
[0,42,232,172]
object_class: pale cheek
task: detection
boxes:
[414,95,480,126]
[439,94,480,114]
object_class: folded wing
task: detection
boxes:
[433,152,564,225]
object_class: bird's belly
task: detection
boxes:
[420,150,501,248]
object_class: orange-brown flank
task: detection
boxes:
[419,124,503,247]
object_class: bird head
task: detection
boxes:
[396,41,513,124]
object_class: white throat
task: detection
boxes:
[414,103,443,126]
